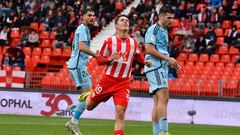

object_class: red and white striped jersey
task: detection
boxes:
[99,35,140,79]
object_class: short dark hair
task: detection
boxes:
[115,14,129,24]
[82,7,94,15]
[159,5,174,15]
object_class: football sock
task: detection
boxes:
[152,121,159,135]
[114,130,124,135]
[158,117,168,133]
[72,101,86,123]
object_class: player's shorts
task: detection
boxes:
[146,66,168,95]
[69,67,92,90]
[89,75,130,107]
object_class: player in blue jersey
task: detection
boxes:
[144,6,181,135]
[65,8,98,135]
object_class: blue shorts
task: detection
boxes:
[146,67,168,95]
[69,67,92,90]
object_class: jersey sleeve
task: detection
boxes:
[145,27,156,46]
[97,40,110,65]
[133,39,145,64]
[77,26,88,42]
[99,39,109,57]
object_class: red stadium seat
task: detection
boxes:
[42,48,52,56]
[24,55,31,64]
[185,61,194,67]
[233,21,240,29]
[32,55,40,63]
[204,28,209,35]
[220,55,230,63]
[51,40,57,47]
[231,55,240,63]
[171,19,180,27]
[218,45,228,54]
[40,31,49,39]
[60,68,69,75]
[199,54,209,62]
[62,48,71,57]
[195,61,204,68]
[23,47,32,55]
[131,80,141,91]
[40,55,50,64]
[38,23,45,31]
[3,66,12,71]
[205,62,214,68]
[215,62,225,69]
[50,31,56,40]
[62,77,71,85]
[225,62,235,69]
[12,66,21,71]
[222,21,231,29]
[188,53,198,62]
[32,47,42,55]
[10,30,20,38]
[229,46,239,54]
[52,48,62,56]
[30,22,39,31]
[41,39,51,47]
[216,37,224,46]
[177,53,188,61]
[214,28,223,37]
[210,54,220,62]
[141,81,149,92]
[10,38,20,46]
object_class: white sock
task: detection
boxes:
[71,117,78,124]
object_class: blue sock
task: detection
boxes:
[158,117,168,133]
[73,101,86,120]
[152,121,159,135]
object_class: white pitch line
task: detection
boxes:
[0,122,149,127]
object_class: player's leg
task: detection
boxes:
[113,80,130,135]
[146,67,169,135]
[114,105,126,135]
[66,68,92,135]
[146,71,161,135]
[155,68,169,135]
[152,94,160,135]
[155,88,169,135]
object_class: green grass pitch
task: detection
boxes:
[0,114,239,135]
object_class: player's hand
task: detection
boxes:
[167,57,181,71]
[144,60,152,67]
[108,52,120,62]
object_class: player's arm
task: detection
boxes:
[133,39,152,67]
[96,40,119,65]
[79,41,98,58]
[134,53,152,67]
[145,44,180,70]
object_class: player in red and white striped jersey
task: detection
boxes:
[81,15,151,135]
[99,33,141,78]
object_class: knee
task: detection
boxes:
[159,96,169,105]
[85,101,94,111]
[116,109,125,120]
[86,105,94,111]
[164,96,169,105]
